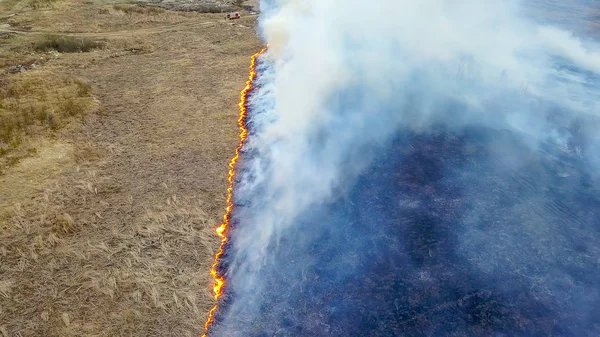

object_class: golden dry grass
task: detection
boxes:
[0,0,262,335]
[0,70,97,172]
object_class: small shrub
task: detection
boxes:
[144,6,164,15]
[98,8,110,15]
[7,156,20,167]
[60,97,86,117]
[48,113,57,130]
[197,4,231,13]
[112,4,127,12]
[35,35,104,53]
[51,213,76,234]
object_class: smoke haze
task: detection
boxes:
[209,1,600,336]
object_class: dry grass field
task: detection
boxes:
[0,0,261,335]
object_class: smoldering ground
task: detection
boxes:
[207,1,600,336]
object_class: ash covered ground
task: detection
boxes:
[208,1,600,336]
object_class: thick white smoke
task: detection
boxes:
[213,0,600,334]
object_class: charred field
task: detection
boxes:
[212,122,600,336]
[208,22,600,334]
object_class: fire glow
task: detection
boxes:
[202,46,268,337]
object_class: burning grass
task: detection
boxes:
[202,46,268,337]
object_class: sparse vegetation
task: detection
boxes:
[0,34,41,70]
[0,52,39,70]
[0,74,95,172]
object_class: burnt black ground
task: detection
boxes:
[208,2,600,334]
[213,122,600,336]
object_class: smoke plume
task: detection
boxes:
[209,1,600,335]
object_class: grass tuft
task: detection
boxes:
[197,4,234,13]
[113,4,165,15]
[35,35,105,53]
[52,213,76,234]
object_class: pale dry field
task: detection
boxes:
[0,0,261,335]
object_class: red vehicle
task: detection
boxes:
[226,12,240,20]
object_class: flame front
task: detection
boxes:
[202,46,268,337]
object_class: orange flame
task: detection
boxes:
[202,46,268,337]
